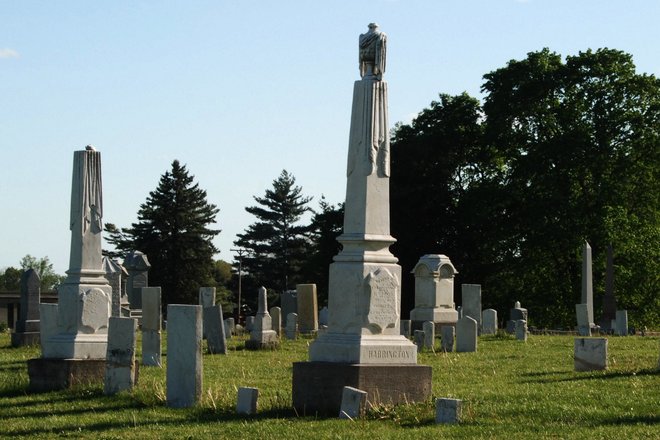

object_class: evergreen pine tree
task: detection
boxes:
[234,170,312,296]
[105,160,220,307]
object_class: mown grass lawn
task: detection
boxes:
[0,331,658,439]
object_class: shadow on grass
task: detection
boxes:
[521,368,658,384]
[601,414,660,426]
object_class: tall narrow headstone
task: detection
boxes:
[38,303,59,353]
[270,306,282,336]
[285,313,298,340]
[581,241,594,327]
[199,286,216,339]
[11,269,41,347]
[413,330,425,352]
[400,319,411,338]
[461,284,482,330]
[410,255,459,328]
[281,290,297,323]
[205,305,227,354]
[297,284,319,334]
[104,317,138,395]
[28,148,112,391]
[245,287,278,349]
[600,244,617,330]
[166,305,203,408]
[124,250,150,310]
[456,316,477,352]
[482,309,498,335]
[423,321,435,350]
[515,319,528,342]
[294,25,430,415]
[102,257,127,318]
[141,287,162,366]
[615,310,628,336]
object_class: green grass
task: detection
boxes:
[0,332,658,439]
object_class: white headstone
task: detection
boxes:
[237,387,259,415]
[246,287,278,349]
[461,284,482,329]
[435,398,462,424]
[456,316,477,352]
[38,303,59,354]
[166,305,203,408]
[482,309,497,335]
[574,337,607,371]
[141,287,162,366]
[515,319,528,342]
[615,310,628,336]
[205,305,227,354]
[270,306,282,336]
[440,325,454,352]
[581,242,594,326]
[198,287,215,308]
[339,386,367,419]
[104,317,138,395]
[423,321,435,350]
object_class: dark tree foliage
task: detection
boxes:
[234,170,312,301]
[0,267,22,291]
[301,198,344,305]
[105,160,220,307]
[391,49,659,328]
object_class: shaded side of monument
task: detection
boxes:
[292,23,432,415]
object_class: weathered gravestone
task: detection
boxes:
[166,305,202,408]
[38,303,59,354]
[507,301,528,333]
[245,316,255,332]
[281,290,297,323]
[600,244,617,330]
[270,306,282,336]
[205,305,227,354]
[615,310,628,336]
[28,148,112,392]
[319,306,329,327]
[423,321,435,350]
[141,287,162,366]
[574,337,608,371]
[11,269,41,347]
[440,325,454,352]
[297,283,319,334]
[285,313,298,340]
[400,319,411,338]
[456,316,477,352]
[123,250,150,310]
[409,254,458,329]
[294,24,430,415]
[482,309,497,335]
[414,330,425,352]
[435,398,462,424]
[339,386,368,419]
[245,287,278,350]
[576,304,591,336]
[225,317,235,336]
[199,286,215,339]
[515,319,528,342]
[237,387,259,415]
[102,257,127,318]
[461,284,482,331]
[104,317,138,395]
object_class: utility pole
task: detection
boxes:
[231,247,249,324]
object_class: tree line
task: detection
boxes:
[104,48,658,328]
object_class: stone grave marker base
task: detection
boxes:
[292,362,432,415]
[27,358,139,392]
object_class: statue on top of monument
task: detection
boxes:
[359,23,386,80]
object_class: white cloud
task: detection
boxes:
[0,48,19,59]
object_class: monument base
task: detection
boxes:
[27,358,139,392]
[11,332,40,347]
[245,340,279,350]
[292,361,432,415]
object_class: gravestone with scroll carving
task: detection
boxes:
[293,24,430,415]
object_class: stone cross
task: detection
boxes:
[166,305,203,408]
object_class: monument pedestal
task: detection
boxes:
[292,362,432,415]
[27,358,139,392]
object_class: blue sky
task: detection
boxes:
[1,0,658,275]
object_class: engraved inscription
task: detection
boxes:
[80,288,110,333]
[367,349,412,360]
[365,268,399,333]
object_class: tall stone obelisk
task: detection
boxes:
[293,24,430,414]
[29,147,113,391]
